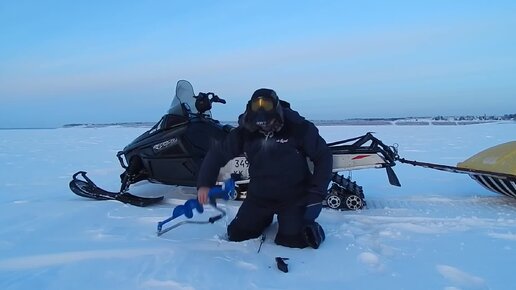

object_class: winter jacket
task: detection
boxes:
[197,103,333,205]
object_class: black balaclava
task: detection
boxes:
[241,88,284,133]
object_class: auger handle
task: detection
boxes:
[208,214,224,223]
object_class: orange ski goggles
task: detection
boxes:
[250,97,275,112]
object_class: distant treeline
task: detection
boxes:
[432,114,515,121]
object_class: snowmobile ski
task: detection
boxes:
[69,171,164,207]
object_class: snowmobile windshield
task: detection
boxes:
[167,80,211,118]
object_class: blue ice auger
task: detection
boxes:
[156,178,236,236]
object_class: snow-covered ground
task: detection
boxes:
[0,122,515,290]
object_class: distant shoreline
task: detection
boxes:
[59,119,512,129]
[1,118,514,130]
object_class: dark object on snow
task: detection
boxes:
[275,257,289,273]
[257,234,266,253]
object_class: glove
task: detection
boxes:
[303,193,324,221]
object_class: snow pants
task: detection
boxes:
[227,198,309,248]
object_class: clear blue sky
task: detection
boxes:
[1,0,515,128]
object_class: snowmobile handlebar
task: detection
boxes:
[194,92,226,114]
[206,92,226,104]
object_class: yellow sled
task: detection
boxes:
[458,141,516,197]
[399,141,516,198]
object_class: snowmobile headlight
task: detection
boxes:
[251,97,275,112]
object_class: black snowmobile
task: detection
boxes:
[70,80,402,209]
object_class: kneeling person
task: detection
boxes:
[197,88,332,248]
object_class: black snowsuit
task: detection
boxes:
[197,102,332,248]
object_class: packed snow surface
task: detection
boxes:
[1,122,515,290]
